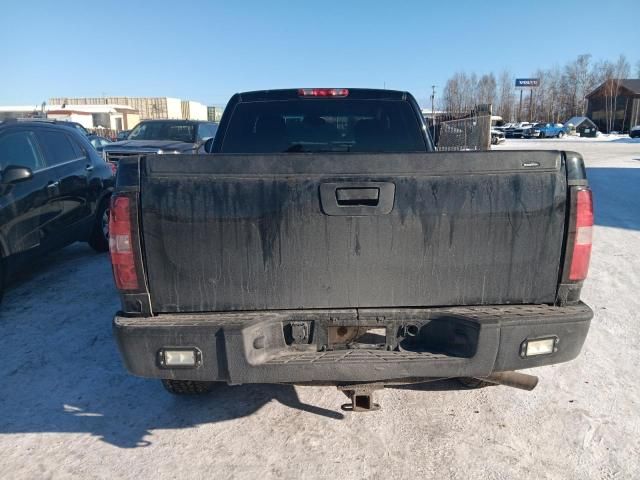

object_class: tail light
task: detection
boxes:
[568,189,593,281]
[298,88,349,97]
[109,195,140,290]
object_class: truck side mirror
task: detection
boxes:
[1,165,33,184]
[203,137,215,153]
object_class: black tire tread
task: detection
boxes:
[88,199,110,252]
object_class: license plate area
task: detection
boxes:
[282,313,480,358]
[327,326,388,350]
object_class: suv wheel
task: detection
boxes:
[88,199,110,252]
[161,379,216,395]
[557,131,565,138]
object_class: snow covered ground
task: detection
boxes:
[1,138,639,479]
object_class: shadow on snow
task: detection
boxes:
[587,167,640,231]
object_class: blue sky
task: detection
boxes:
[0,0,637,107]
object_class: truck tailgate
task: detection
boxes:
[139,151,567,313]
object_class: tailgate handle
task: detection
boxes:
[320,182,395,216]
[336,187,379,206]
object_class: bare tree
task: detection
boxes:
[477,73,497,106]
[563,54,594,117]
[442,74,461,113]
[443,72,477,113]
[495,71,515,121]
[545,67,564,122]
[596,55,631,132]
[440,53,637,128]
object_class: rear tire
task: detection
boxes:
[88,199,110,252]
[161,379,216,395]
[557,131,565,138]
[539,131,545,139]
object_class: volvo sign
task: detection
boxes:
[515,78,540,88]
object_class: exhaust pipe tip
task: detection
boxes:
[482,371,539,391]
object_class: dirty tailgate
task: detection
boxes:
[139,150,566,313]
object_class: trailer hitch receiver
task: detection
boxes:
[338,383,383,412]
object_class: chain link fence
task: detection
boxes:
[427,104,492,151]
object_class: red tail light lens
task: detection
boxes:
[298,88,349,97]
[109,196,140,290]
[569,189,593,281]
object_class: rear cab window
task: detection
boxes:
[219,98,427,153]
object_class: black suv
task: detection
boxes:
[0,121,114,298]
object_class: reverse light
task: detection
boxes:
[158,348,201,368]
[109,196,140,290]
[298,88,349,97]
[521,337,558,357]
[569,189,593,281]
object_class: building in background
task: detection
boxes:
[207,105,224,122]
[181,100,207,121]
[586,79,640,133]
[48,96,208,121]
[0,104,139,132]
[0,105,46,121]
[45,109,94,128]
[47,104,140,131]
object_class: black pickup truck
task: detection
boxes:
[110,88,593,410]
[102,119,218,166]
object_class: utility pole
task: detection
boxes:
[431,85,436,124]
[518,89,523,122]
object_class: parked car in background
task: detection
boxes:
[116,130,130,141]
[523,123,545,139]
[629,125,640,138]
[87,134,112,152]
[539,123,568,138]
[102,120,218,166]
[505,122,533,138]
[491,128,506,144]
[0,121,114,299]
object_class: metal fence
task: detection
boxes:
[427,104,492,151]
[435,115,492,151]
[88,128,119,140]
